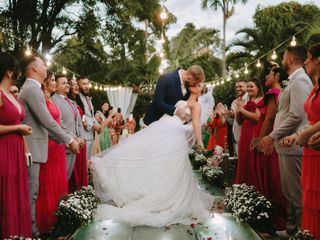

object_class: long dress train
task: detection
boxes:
[93,97,215,227]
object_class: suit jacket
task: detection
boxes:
[143,69,189,125]
[19,79,72,163]
[79,93,95,141]
[52,94,84,136]
[270,68,313,155]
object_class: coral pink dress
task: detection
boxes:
[235,100,259,187]
[0,91,32,238]
[255,88,287,230]
[301,86,320,238]
[36,99,68,234]
[207,115,227,151]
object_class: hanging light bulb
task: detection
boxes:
[89,82,92,88]
[271,50,277,60]
[256,59,262,68]
[159,68,164,74]
[290,36,297,46]
[72,74,76,80]
[99,86,103,91]
[25,46,32,56]
[160,7,168,20]
[46,60,51,67]
[160,34,166,44]
[45,53,52,60]
[216,82,220,86]
[104,87,107,91]
[94,85,98,90]
[212,83,216,87]
[227,76,231,81]
[159,51,165,58]
[161,58,166,64]
[62,67,67,75]
[244,63,249,75]
[221,80,225,84]
[235,72,240,78]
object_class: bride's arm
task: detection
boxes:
[191,102,203,147]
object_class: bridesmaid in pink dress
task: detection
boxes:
[0,52,32,238]
[256,62,287,230]
[36,72,68,234]
[235,79,261,187]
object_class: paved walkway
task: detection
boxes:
[72,170,262,240]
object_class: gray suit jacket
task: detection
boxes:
[52,94,85,138]
[79,93,95,141]
[270,68,313,155]
[19,79,72,163]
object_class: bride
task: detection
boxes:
[93,78,215,227]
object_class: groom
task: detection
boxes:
[143,65,204,125]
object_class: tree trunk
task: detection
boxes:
[222,0,227,80]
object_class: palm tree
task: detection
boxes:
[201,0,248,80]
[169,23,221,69]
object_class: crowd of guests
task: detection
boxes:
[0,53,135,238]
[209,44,320,238]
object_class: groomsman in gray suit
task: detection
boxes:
[52,75,85,179]
[259,46,313,237]
[19,55,80,235]
[77,77,101,161]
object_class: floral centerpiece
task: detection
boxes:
[54,185,99,235]
[293,230,315,240]
[224,184,274,233]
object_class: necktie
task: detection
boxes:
[65,97,77,119]
[85,96,93,116]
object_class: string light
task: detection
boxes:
[244,63,249,75]
[99,86,103,90]
[159,68,164,74]
[160,7,168,20]
[271,50,277,60]
[62,67,67,75]
[159,52,165,58]
[235,72,240,78]
[89,82,92,88]
[94,85,98,90]
[72,74,76,80]
[104,87,107,91]
[256,59,261,68]
[160,34,165,44]
[290,36,297,46]
[46,60,51,67]
[25,46,32,56]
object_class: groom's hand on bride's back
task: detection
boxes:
[175,106,189,121]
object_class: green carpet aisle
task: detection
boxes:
[71,169,262,240]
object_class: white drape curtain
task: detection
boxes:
[106,87,138,117]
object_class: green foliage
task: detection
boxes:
[229,2,320,65]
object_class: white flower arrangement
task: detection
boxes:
[224,184,273,232]
[54,185,99,235]
[200,166,224,186]
[293,230,315,240]
[189,146,208,169]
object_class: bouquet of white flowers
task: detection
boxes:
[224,184,273,233]
[200,166,224,186]
[55,185,99,235]
[189,146,208,169]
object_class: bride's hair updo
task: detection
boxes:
[186,65,205,83]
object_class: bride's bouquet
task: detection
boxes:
[224,184,273,233]
[54,186,99,235]
[189,146,208,169]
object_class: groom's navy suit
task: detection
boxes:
[143,69,189,125]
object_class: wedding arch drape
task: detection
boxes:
[106,87,138,117]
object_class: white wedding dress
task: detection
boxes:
[93,89,215,227]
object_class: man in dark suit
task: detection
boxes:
[143,65,205,125]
